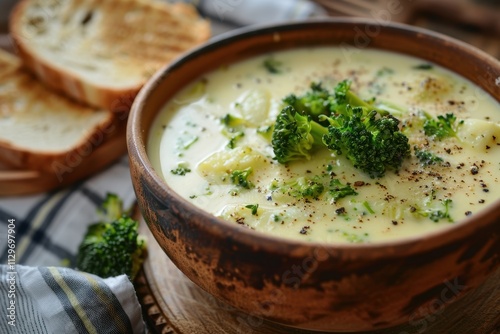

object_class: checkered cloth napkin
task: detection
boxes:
[0,158,145,333]
[0,1,326,333]
[0,265,144,334]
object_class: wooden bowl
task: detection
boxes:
[127,19,500,332]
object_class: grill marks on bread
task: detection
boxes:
[0,50,114,170]
[10,0,210,111]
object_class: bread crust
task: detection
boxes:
[0,49,120,173]
[9,0,210,112]
[0,116,121,173]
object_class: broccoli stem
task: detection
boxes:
[309,119,329,144]
[344,91,388,116]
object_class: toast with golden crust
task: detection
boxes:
[9,0,210,111]
[0,49,116,172]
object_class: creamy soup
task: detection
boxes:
[148,47,500,244]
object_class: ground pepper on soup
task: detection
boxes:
[148,47,500,244]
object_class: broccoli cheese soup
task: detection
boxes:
[148,47,500,244]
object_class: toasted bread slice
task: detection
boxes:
[0,49,116,172]
[9,0,210,111]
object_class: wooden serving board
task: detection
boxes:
[134,217,500,334]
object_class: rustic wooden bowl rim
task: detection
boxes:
[128,17,500,259]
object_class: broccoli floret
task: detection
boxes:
[283,81,389,122]
[323,104,410,178]
[271,176,325,199]
[230,167,254,189]
[170,162,191,175]
[329,80,389,117]
[283,82,331,121]
[271,105,329,163]
[77,194,147,280]
[272,81,410,177]
[423,113,463,140]
[327,179,358,202]
[263,57,283,74]
[411,199,454,223]
[414,146,444,166]
[221,113,247,149]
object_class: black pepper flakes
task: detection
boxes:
[335,207,346,215]
[300,226,310,235]
[465,211,472,216]
[392,220,398,225]
[471,166,479,175]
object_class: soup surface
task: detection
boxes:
[149,47,500,243]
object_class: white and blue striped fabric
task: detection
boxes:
[0,158,145,333]
[0,265,144,334]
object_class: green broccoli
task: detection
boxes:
[323,105,410,178]
[327,179,358,202]
[221,113,247,149]
[271,105,328,163]
[329,80,389,117]
[271,176,325,199]
[245,204,259,215]
[271,80,411,177]
[283,81,389,122]
[263,57,283,74]
[170,162,191,175]
[282,82,331,121]
[413,63,433,70]
[226,131,244,149]
[221,113,247,128]
[230,167,254,189]
[77,194,147,280]
[422,112,463,140]
[411,198,454,223]
[97,193,124,222]
[323,81,410,178]
[414,146,444,166]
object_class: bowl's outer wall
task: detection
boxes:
[128,20,500,332]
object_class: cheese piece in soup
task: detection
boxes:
[148,47,500,244]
